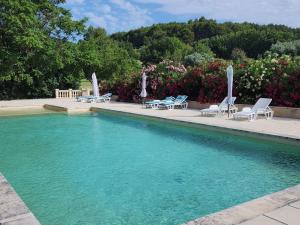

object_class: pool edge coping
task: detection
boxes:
[182,184,300,225]
[0,172,41,225]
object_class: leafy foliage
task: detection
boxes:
[270,40,300,56]
[0,0,85,99]
[112,17,300,60]
[140,37,192,63]
[77,27,141,83]
[205,29,295,58]
[184,53,214,67]
[0,0,140,99]
[231,48,247,61]
[193,42,215,56]
[108,56,300,107]
[1,1,300,103]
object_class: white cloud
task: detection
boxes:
[110,0,153,29]
[84,12,108,28]
[67,0,85,4]
[99,4,112,14]
[92,2,112,14]
[65,0,154,33]
[133,0,300,27]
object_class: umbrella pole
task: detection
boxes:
[228,104,230,118]
[141,97,145,105]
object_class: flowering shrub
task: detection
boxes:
[262,56,300,106]
[236,54,300,106]
[182,60,228,103]
[100,73,141,102]
[107,56,300,107]
[143,64,157,73]
[142,61,185,97]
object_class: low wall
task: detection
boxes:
[187,101,300,119]
[111,95,118,101]
[44,104,67,112]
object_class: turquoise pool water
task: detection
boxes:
[0,112,299,225]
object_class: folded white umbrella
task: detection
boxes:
[226,65,234,117]
[92,72,100,97]
[140,72,147,98]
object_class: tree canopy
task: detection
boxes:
[111,17,300,60]
[1,1,300,100]
[0,0,85,99]
[140,37,192,63]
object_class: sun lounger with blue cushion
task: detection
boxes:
[144,96,175,109]
[158,95,188,110]
[87,93,112,103]
[76,96,95,102]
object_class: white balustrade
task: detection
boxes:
[55,89,90,98]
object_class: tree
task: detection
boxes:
[193,41,215,57]
[206,29,295,58]
[192,17,226,41]
[140,37,192,63]
[111,17,300,61]
[77,27,141,83]
[0,0,86,99]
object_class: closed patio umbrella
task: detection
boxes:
[140,72,147,102]
[226,65,233,117]
[92,72,100,97]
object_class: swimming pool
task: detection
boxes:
[0,112,299,225]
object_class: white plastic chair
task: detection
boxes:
[200,97,237,116]
[233,98,273,121]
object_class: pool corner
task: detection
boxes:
[0,173,41,225]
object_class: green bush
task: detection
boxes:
[270,40,300,56]
[193,42,215,56]
[184,53,214,67]
[231,48,247,61]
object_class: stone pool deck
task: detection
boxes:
[1,98,300,225]
[184,184,300,225]
[0,173,40,225]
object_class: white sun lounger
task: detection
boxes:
[87,93,112,103]
[200,97,237,116]
[233,98,273,121]
[76,96,94,102]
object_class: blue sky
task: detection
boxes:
[64,0,300,34]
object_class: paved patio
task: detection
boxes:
[1,98,300,225]
[184,184,300,225]
[0,173,40,225]
[240,201,300,225]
